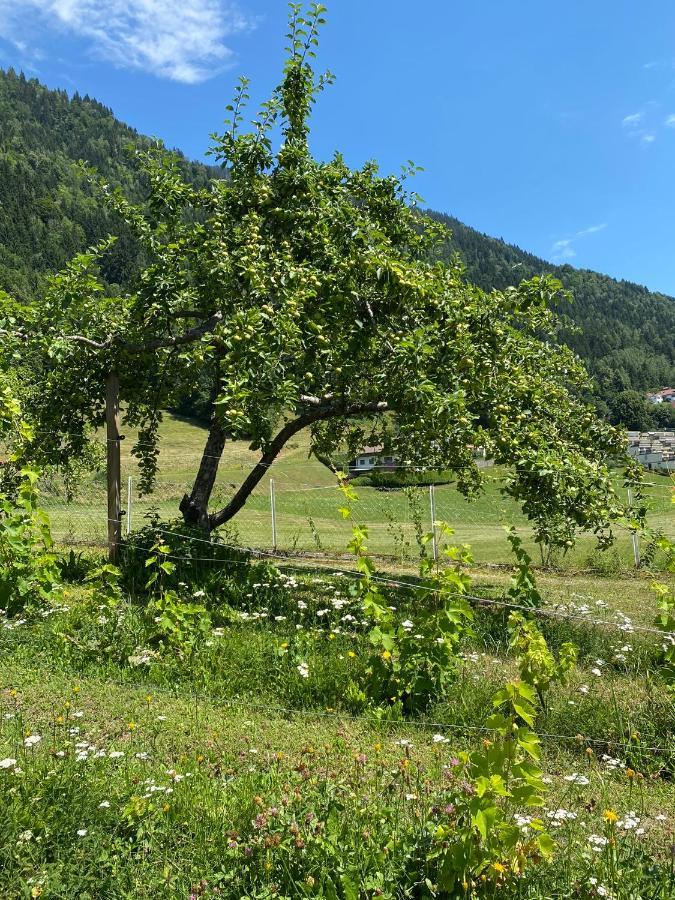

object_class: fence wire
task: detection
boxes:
[38,464,674,571]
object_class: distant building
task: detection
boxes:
[347,444,492,474]
[348,445,398,474]
[626,430,675,471]
[646,387,675,405]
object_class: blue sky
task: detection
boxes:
[1,1,675,294]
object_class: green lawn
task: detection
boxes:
[41,414,674,570]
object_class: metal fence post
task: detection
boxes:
[126,475,132,536]
[627,487,640,568]
[270,478,277,550]
[429,484,438,562]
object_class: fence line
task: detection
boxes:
[38,467,675,570]
[109,530,667,641]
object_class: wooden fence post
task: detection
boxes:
[106,372,122,563]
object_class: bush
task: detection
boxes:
[350,468,456,489]
[119,518,250,598]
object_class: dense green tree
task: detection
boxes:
[607,390,655,432]
[14,2,640,553]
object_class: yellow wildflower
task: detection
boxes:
[603,809,618,824]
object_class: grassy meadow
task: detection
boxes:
[41,414,674,571]
[2,412,672,897]
[2,555,675,898]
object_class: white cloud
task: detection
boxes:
[551,224,607,263]
[622,112,643,128]
[0,0,253,83]
[641,133,656,143]
[576,224,607,237]
[665,114,675,127]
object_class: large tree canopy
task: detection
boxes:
[10,2,639,548]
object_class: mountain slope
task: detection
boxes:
[430,212,675,398]
[1,67,673,408]
[0,67,219,301]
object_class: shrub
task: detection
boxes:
[350,468,456,489]
[119,517,249,598]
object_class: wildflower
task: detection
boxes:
[347,651,356,658]
[77,828,87,837]
[491,862,507,874]
[547,808,577,825]
[382,650,392,661]
[24,734,42,748]
[603,809,618,824]
[297,662,309,678]
[99,801,110,808]
[564,773,590,786]
[588,834,608,851]
[432,733,450,744]
[591,668,602,677]
[0,758,17,769]
[127,722,136,731]
[626,768,636,779]
[618,811,640,831]
[401,620,414,630]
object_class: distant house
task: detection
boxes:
[347,444,492,474]
[348,445,398,474]
[647,387,675,405]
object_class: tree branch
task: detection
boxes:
[62,311,223,354]
[209,399,389,530]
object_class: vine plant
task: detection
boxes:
[431,613,576,896]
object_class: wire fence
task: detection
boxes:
[39,463,675,570]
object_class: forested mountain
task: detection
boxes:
[430,212,675,402]
[1,67,674,426]
[0,68,219,302]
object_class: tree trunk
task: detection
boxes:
[180,416,226,530]
[105,372,122,562]
[207,399,389,532]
